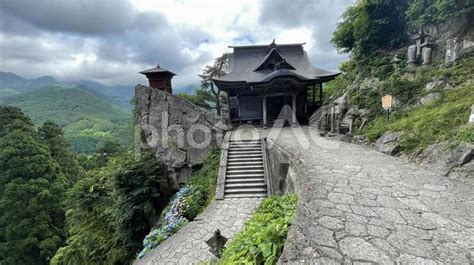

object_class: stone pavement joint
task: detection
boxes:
[135,198,262,265]
[273,128,474,264]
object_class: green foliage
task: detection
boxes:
[51,151,168,265]
[360,83,474,150]
[407,0,474,29]
[177,89,215,110]
[0,86,133,153]
[39,121,84,185]
[332,0,408,57]
[186,147,221,206]
[112,152,166,254]
[0,106,67,265]
[220,194,298,265]
[137,148,221,258]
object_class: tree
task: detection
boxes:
[332,0,408,57]
[177,89,214,110]
[112,151,165,255]
[0,106,35,138]
[51,152,168,265]
[39,121,84,185]
[199,53,230,116]
[406,0,474,29]
[0,117,67,264]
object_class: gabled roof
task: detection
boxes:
[139,64,176,76]
[213,41,340,87]
[253,48,296,71]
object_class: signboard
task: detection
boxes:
[382,95,395,110]
[470,105,474,123]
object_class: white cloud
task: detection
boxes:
[0,0,355,87]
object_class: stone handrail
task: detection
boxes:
[216,131,231,200]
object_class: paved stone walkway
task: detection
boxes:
[270,127,474,264]
[135,198,262,265]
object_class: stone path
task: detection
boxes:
[135,198,261,265]
[269,127,474,264]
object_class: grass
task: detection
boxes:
[360,83,474,151]
[219,194,298,265]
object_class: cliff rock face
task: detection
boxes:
[134,84,229,190]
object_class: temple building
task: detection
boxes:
[213,40,340,127]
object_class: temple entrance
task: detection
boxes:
[266,95,293,125]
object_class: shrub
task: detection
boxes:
[219,194,298,265]
[137,147,221,259]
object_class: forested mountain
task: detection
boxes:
[0,72,135,109]
[0,85,133,153]
[0,72,136,153]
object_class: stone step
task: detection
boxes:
[225,178,265,183]
[225,187,267,194]
[224,193,267,198]
[227,165,263,170]
[229,143,261,146]
[225,173,265,179]
[227,157,263,161]
[228,147,261,151]
[227,161,263,166]
[229,148,262,153]
[225,182,266,188]
[227,169,264,175]
[229,141,261,145]
[227,153,262,158]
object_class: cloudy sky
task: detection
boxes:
[0,0,355,91]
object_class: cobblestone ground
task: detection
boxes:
[270,127,474,264]
[135,198,261,265]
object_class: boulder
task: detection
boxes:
[135,84,230,190]
[359,77,381,90]
[416,143,473,179]
[418,92,441,105]
[424,80,446,91]
[352,135,368,145]
[375,132,402,155]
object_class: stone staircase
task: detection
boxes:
[224,139,267,198]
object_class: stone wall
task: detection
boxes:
[134,84,229,191]
[412,14,474,64]
[264,139,301,195]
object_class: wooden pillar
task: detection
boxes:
[319,83,323,104]
[262,96,267,128]
[312,85,316,104]
[292,94,297,126]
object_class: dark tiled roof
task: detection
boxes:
[213,41,339,86]
[139,64,176,76]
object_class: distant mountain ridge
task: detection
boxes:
[0,71,135,109]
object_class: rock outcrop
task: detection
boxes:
[414,142,474,182]
[134,84,229,190]
[375,131,402,155]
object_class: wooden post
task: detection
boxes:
[312,85,316,104]
[292,94,297,126]
[319,83,323,104]
[263,96,267,128]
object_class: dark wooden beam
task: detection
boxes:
[319,83,323,104]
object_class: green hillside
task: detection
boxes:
[0,86,133,153]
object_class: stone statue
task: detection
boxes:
[205,229,227,258]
